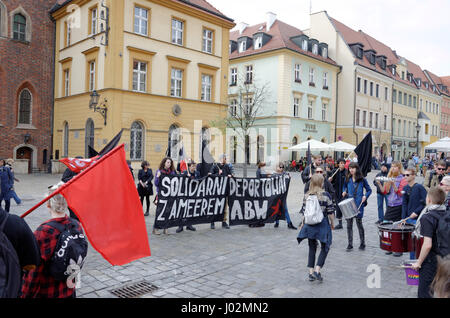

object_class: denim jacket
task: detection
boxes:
[343,178,372,217]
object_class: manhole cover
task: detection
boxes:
[110,281,158,298]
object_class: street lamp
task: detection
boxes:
[89,90,108,126]
[416,123,421,156]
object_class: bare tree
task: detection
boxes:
[211,72,271,177]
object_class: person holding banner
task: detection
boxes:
[297,174,335,282]
[153,157,176,235]
[342,162,372,252]
[137,161,154,217]
[209,154,233,230]
[176,162,198,233]
[274,163,296,230]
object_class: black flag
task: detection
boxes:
[198,139,214,178]
[88,146,99,159]
[354,132,372,177]
[306,142,311,165]
[98,129,124,156]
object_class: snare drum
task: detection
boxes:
[413,235,424,259]
[338,198,359,219]
[378,223,415,253]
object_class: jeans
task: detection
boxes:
[307,239,329,268]
[346,217,365,246]
[377,193,388,222]
[406,219,417,259]
[10,190,21,205]
[275,206,292,225]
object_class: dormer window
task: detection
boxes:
[391,66,396,76]
[322,47,328,58]
[302,39,308,51]
[425,82,429,89]
[417,78,421,86]
[239,40,246,53]
[254,36,262,49]
[312,44,318,55]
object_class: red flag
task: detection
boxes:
[179,145,187,173]
[60,157,99,173]
[58,144,151,265]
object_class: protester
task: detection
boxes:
[176,162,198,233]
[137,161,154,217]
[304,167,336,206]
[256,162,270,179]
[400,168,427,259]
[0,159,13,212]
[209,154,233,230]
[412,187,449,298]
[424,160,447,192]
[61,156,84,220]
[5,159,21,205]
[431,255,450,298]
[297,174,335,282]
[407,156,416,170]
[153,157,176,235]
[342,162,372,251]
[274,163,296,230]
[301,155,322,184]
[21,183,86,298]
[0,206,40,298]
[126,160,134,180]
[386,153,393,170]
[440,176,450,209]
[329,158,347,229]
[373,164,389,224]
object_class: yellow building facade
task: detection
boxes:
[51,0,234,170]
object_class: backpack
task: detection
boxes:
[304,195,324,225]
[430,209,450,257]
[0,214,22,298]
[47,219,88,282]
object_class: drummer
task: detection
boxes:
[400,168,427,259]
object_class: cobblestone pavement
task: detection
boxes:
[9,170,420,298]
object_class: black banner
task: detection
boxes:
[154,174,291,228]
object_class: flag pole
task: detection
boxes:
[21,144,125,219]
[329,151,355,179]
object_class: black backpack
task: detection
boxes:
[430,209,450,257]
[0,214,22,298]
[47,219,88,282]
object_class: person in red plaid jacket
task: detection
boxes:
[21,183,84,298]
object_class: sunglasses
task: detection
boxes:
[404,174,412,177]
[316,171,324,174]
[437,168,445,171]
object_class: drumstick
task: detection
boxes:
[329,154,352,179]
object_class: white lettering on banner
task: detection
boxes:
[161,177,171,197]
[231,200,244,220]
[231,200,269,221]
[254,200,268,219]
[189,180,199,196]
[157,200,167,221]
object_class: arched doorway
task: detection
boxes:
[16,146,33,173]
[169,124,180,161]
[85,119,95,158]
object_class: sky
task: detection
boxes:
[207,0,450,77]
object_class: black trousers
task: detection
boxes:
[140,195,151,213]
[335,199,343,220]
[307,239,329,268]
[346,217,365,246]
[418,253,437,298]
[1,199,10,212]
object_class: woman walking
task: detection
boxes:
[153,157,176,235]
[274,163,296,230]
[137,161,154,217]
[342,162,372,252]
[297,174,335,282]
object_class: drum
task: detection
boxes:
[378,223,415,253]
[338,198,359,219]
[413,236,424,259]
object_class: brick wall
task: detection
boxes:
[0,0,56,171]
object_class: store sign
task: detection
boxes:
[392,140,403,147]
[409,142,417,148]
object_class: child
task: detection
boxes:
[412,187,449,298]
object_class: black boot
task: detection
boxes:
[144,211,149,216]
[176,226,183,233]
[334,219,343,229]
[210,222,215,229]
[186,225,196,231]
[287,222,297,230]
[222,222,230,229]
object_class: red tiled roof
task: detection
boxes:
[442,76,450,88]
[229,20,337,66]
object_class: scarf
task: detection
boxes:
[414,204,446,238]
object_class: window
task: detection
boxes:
[245,65,253,84]
[408,95,412,107]
[403,120,406,136]
[370,82,373,96]
[385,87,388,100]
[403,93,407,105]
[384,115,387,130]
[229,99,237,116]
[312,44,318,55]
[437,104,439,114]
[356,109,360,126]
[375,113,379,129]
[169,125,181,160]
[134,7,148,36]
[369,112,373,128]
[322,47,328,58]
[64,69,70,96]
[294,64,301,83]
[399,91,402,104]
[132,61,147,92]
[302,39,308,51]
[203,28,213,53]
[88,61,95,91]
[172,19,184,45]
[408,121,411,137]
[293,98,299,117]
[426,101,428,112]
[420,99,423,110]
[239,40,246,53]
[398,119,401,136]
[413,96,417,108]
[244,97,253,115]
[362,111,367,127]
[13,14,26,41]
[130,122,144,160]
[254,36,262,49]
[402,71,405,80]
[65,21,72,46]
[322,103,327,121]
[90,7,98,35]
[63,122,69,157]
[308,101,314,119]
[357,77,361,92]
[85,119,95,158]
[309,68,315,86]
[170,68,183,97]
[323,72,328,89]
[201,74,212,102]
[230,68,237,86]
[376,84,379,98]
[393,89,397,103]
[18,89,32,125]
[364,80,367,94]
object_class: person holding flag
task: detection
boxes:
[209,154,233,230]
[153,157,176,235]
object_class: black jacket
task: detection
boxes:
[61,168,78,183]
[210,163,234,176]
[301,164,320,184]
[330,168,347,201]
[373,171,388,194]
[304,178,336,203]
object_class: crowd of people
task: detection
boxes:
[0,152,449,299]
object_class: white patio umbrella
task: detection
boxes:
[424,138,450,152]
[288,139,331,151]
[328,140,356,152]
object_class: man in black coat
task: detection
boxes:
[209,154,233,229]
[328,158,348,229]
[301,155,322,184]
